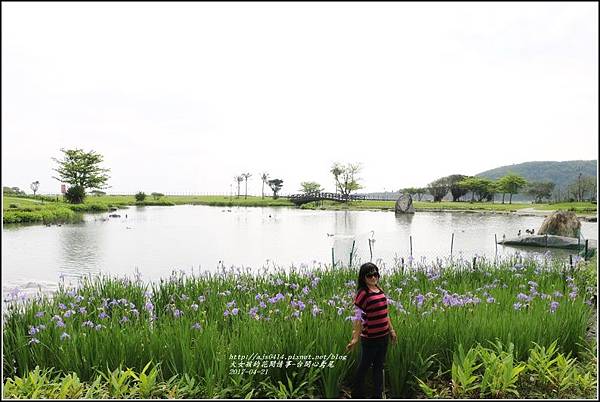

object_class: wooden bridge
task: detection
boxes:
[287,192,394,206]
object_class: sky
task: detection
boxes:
[2,2,598,196]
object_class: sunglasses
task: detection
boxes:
[366,272,380,278]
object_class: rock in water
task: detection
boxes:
[395,193,415,214]
[538,210,581,238]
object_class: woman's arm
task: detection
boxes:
[346,309,363,351]
[351,318,362,339]
[388,316,397,343]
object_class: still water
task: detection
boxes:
[2,205,597,294]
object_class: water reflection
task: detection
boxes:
[333,210,356,234]
[394,213,415,226]
[59,224,103,280]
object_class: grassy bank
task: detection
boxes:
[2,196,84,224]
[3,194,596,225]
[299,199,597,214]
[3,254,596,398]
[300,200,532,212]
[2,195,294,224]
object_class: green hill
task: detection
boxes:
[475,160,597,190]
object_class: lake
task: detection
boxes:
[2,205,597,296]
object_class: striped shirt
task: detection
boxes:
[354,288,389,339]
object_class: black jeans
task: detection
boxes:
[352,334,389,399]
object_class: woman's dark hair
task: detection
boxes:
[357,262,380,291]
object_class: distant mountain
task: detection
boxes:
[360,160,597,202]
[475,160,597,190]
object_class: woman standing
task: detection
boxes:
[346,262,397,398]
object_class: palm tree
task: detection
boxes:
[260,172,269,199]
[30,180,40,197]
[330,163,343,195]
[234,176,244,198]
[242,173,252,199]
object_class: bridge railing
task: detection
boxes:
[288,192,395,201]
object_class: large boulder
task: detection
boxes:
[538,210,581,238]
[395,193,415,214]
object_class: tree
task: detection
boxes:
[241,173,252,199]
[400,187,425,201]
[525,181,555,203]
[30,181,40,196]
[427,177,450,202]
[90,190,106,196]
[458,177,495,202]
[234,175,244,198]
[135,192,146,202]
[415,188,427,201]
[260,172,269,199]
[567,174,596,202]
[330,162,362,199]
[3,187,26,196]
[267,179,284,199]
[52,148,110,204]
[151,192,164,200]
[402,187,417,197]
[300,181,323,194]
[457,177,477,202]
[447,174,469,202]
[484,181,499,202]
[496,174,527,204]
[330,163,343,195]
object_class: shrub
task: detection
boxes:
[135,192,146,202]
[64,185,86,204]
